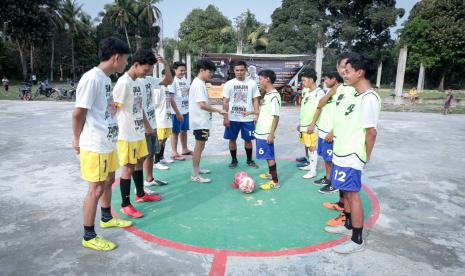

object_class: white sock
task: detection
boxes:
[310,151,318,172]
[192,166,199,177]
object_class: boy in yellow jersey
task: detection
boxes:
[114,49,162,219]
[325,53,381,254]
[244,70,281,190]
[297,68,325,179]
[72,37,132,251]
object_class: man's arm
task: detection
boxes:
[198,101,227,114]
[170,96,183,122]
[223,97,230,127]
[267,115,279,144]
[143,111,154,135]
[157,54,173,86]
[365,127,377,163]
[253,96,260,123]
[71,107,87,154]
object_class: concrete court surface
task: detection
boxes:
[0,100,464,276]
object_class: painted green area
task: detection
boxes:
[111,156,372,251]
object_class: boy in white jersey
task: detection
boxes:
[114,49,162,219]
[170,61,192,159]
[154,68,176,169]
[297,68,325,179]
[223,60,260,169]
[72,37,132,251]
[325,53,381,254]
[141,53,172,189]
[244,70,281,190]
[189,59,227,183]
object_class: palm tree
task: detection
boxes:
[248,24,269,53]
[137,0,162,48]
[43,4,64,81]
[103,0,137,52]
[60,0,83,81]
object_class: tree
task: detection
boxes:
[178,5,235,54]
[234,10,261,53]
[401,0,465,91]
[137,0,161,48]
[1,0,60,80]
[103,0,138,51]
[248,24,269,54]
[60,0,83,81]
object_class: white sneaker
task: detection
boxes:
[199,168,211,174]
[299,164,312,171]
[191,175,211,183]
[144,179,156,187]
[134,187,159,196]
[155,163,170,170]
[324,225,352,236]
[333,240,365,254]
[302,170,317,179]
[160,158,174,164]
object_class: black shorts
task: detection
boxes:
[193,129,210,141]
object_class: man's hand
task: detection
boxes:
[223,117,230,128]
[242,111,254,117]
[72,138,80,154]
[267,134,274,144]
[155,53,166,64]
[307,123,315,134]
[146,126,155,136]
[324,133,334,142]
[219,109,228,115]
[254,115,259,124]
[176,113,184,122]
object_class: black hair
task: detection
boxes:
[346,53,377,79]
[233,60,247,68]
[323,68,343,83]
[258,69,276,84]
[300,68,317,82]
[161,67,175,76]
[173,61,187,69]
[132,49,157,65]
[337,52,359,66]
[98,37,130,62]
[196,59,216,73]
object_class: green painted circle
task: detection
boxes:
[112,156,372,251]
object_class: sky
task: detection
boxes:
[81,0,420,39]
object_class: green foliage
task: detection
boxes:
[178,5,236,54]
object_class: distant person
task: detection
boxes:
[32,74,37,85]
[409,87,417,105]
[2,76,9,92]
[443,89,454,115]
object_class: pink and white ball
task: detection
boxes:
[238,176,256,194]
[233,171,249,186]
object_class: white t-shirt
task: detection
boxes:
[223,78,260,122]
[188,77,212,130]
[170,76,190,115]
[332,90,380,171]
[154,85,174,129]
[113,73,145,142]
[140,76,161,129]
[75,67,118,153]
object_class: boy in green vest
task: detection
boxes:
[244,70,281,190]
[325,53,381,254]
[297,68,325,179]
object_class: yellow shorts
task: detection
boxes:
[117,139,149,166]
[80,149,119,183]
[157,128,172,140]
[299,132,317,148]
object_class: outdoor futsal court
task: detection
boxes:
[0,101,464,275]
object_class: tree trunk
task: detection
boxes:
[376,61,382,89]
[30,44,34,76]
[438,72,445,92]
[124,26,132,52]
[16,39,28,81]
[50,35,55,82]
[71,36,75,81]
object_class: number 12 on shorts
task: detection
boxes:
[334,169,346,182]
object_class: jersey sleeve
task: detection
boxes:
[252,82,260,98]
[75,76,97,110]
[196,84,208,103]
[270,96,281,117]
[222,81,231,99]
[361,93,380,129]
[112,78,127,106]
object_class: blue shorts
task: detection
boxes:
[255,138,275,160]
[172,113,189,133]
[317,137,333,161]
[224,121,255,141]
[330,164,362,192]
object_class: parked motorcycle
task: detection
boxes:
[18,82,32,101]
[32,81,58,99]
[50,86,76,100]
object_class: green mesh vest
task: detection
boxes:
[255,91,281,135]
[299,87,322,131]
[333,89,381,163]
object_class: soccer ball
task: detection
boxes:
[238,176,256,194]
[233,171,249,186]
